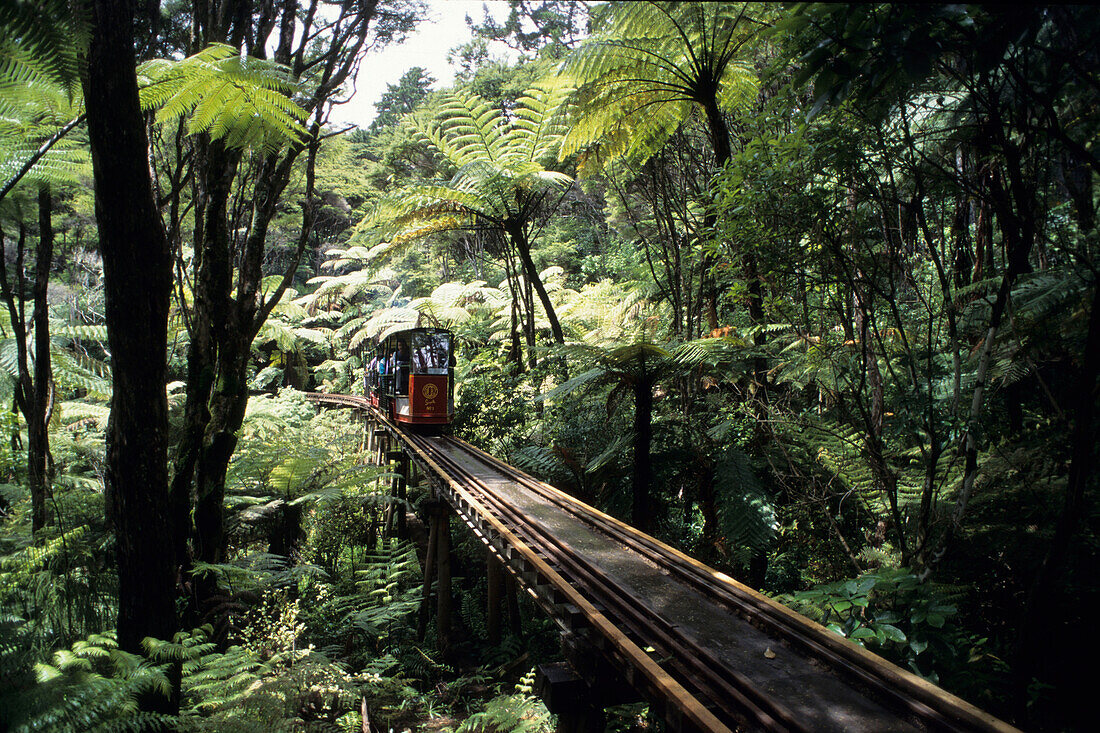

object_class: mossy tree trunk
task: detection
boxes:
[82,0,179,710]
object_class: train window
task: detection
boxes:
[412,331,450,374]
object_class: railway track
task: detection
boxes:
[307,393,1016,733]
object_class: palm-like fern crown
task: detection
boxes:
[138,43,307,154]
[0,3,88,198]
[356,84,573,257]
[560,1,759,170]
[0,0,86,98]
[1,33,308,203]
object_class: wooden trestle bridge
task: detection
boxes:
[308,393,1017,733]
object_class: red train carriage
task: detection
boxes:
[366,327,454,431]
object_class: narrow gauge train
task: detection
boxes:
[365,326,454,432]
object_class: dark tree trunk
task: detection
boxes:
[702,94,766,378]
[194,342,252,569]
[170,0,367,604]
[504,257,524,370]
[699,95,727,332]
[28,188,54,534]
[0,196,55,536]
[697,462,720,562]
[1015,281,1100,728]
[632,375,653,533]
[171,137,241,588]
[82,0,178,711]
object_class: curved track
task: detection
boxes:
[308,393,1017,733]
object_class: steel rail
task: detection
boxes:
[321,397,735,733]
[450,435,1019,733]
[306,393,1018,733]
[407,431,804,732]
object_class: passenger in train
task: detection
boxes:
[391,340,411,393]
[366,355,377,390]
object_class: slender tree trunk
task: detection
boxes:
[0,205,54,536]
[702,95,766,371]
[506,221,564,344]
[632,374,653,533]
[28,187,54,534]
[83,0,178,711]
[185,139,317,597]
[171,0,357,608]
[171,137,240,589]
[697,461,720,562]
[504,257,523,370]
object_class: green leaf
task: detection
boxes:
[876,623,907,643]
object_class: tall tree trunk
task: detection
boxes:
[170,0,370,597]
[83,0,178,711]
[171,137,241,591]
[193,339,252,569]
[632,374,653,533]
[28,187,54,534]
[702,95,766,373]
[504,257,523,371]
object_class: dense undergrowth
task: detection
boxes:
[0,391,562,732]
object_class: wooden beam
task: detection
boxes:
[487,551,503,645]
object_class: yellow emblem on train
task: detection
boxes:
[423,383,439,400]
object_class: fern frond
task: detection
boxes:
[560,1,760,167]
[138,43,307,153]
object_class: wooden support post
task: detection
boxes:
[487,552,503,645]
[558,630,640,711]
[374,431,385,467]
[417,500,443,642]
[536,662,606,733]
[436,505,452,656]
[505,572,522,636]
[396,454,408,540]
[384,450,407,540]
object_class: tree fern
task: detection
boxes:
[711,446,777,562]
[137,43,307,154]
[560,1,760,171]
[457,669,552,733]
[351,84,575,343]
[0,0,86,96]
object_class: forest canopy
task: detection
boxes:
[0,2,1096,731]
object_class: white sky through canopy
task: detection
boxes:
[332,0,515,128]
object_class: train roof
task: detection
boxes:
[375,324,452,344]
